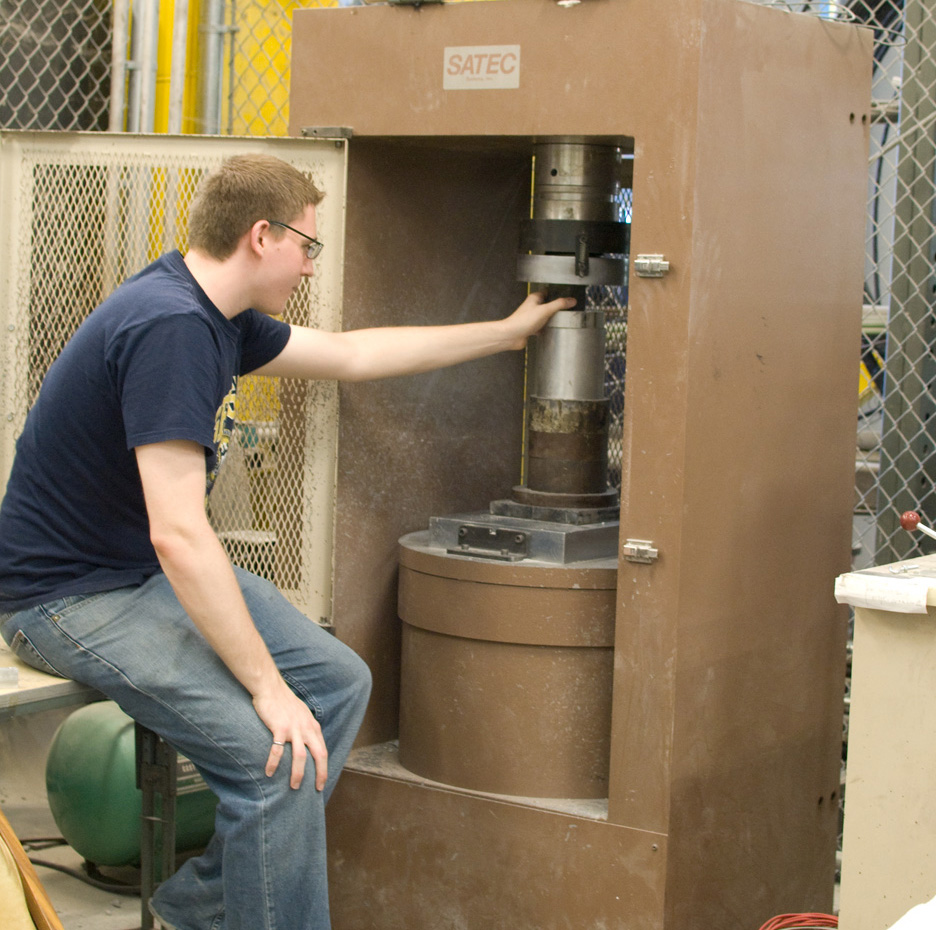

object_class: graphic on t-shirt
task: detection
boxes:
[209,377,238,492]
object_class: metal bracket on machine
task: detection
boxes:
[300,126,353,140]
[448,524,531,562]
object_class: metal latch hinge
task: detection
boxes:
[622,539,659,564]
[634,254,670,278]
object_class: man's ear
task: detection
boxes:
[247,218,272,257]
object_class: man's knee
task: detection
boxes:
[342,649,372,707]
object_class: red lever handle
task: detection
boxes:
[900,510,936,541]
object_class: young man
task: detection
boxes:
[0,153,574,930]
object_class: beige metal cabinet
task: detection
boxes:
[838,555,936,930]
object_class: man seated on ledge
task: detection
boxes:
[0,153,574,930]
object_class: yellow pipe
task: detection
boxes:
[144,0,202,133]
[154,0,173,132]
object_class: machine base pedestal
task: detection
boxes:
[327,745,666,930]
[397,532,617,798]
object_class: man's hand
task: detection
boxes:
[499,292,577,350]
[254,293,577,383]
[254,679,329,791]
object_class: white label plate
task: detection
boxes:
[443,45,521,91]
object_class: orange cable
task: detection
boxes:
[758,915,838,930]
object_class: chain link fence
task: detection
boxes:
[2,0,935,568]
[0,0,111,130]
[861,0,936,565]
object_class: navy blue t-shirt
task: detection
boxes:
[0,251,291,611]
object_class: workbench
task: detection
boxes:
[0,639,101,721]
[836,553,936,930]
[0,637,172,930]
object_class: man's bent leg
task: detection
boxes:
[0,572,371,930]
[151,570,371,930]
[233,568,372,804]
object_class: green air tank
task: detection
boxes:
[45,701,217,866]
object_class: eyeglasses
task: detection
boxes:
[269,221,324,260]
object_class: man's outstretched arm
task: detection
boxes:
[253,291,576,382]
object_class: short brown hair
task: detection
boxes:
[188,154,324,259]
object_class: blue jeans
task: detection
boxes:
[0,568,371,930]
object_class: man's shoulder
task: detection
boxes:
[96,253,221,335]
[111,253,195,310]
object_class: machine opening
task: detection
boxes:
[396,135,634,802]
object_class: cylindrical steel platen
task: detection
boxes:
[397,533,616,799]
[518,253,626,287]
[508,485,619,511]
[531,310,607,401]
[532,141,620,223]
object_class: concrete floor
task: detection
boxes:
[2,707,147,930]
[6,803,146,930]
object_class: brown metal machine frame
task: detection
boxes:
[289,1,873,927]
